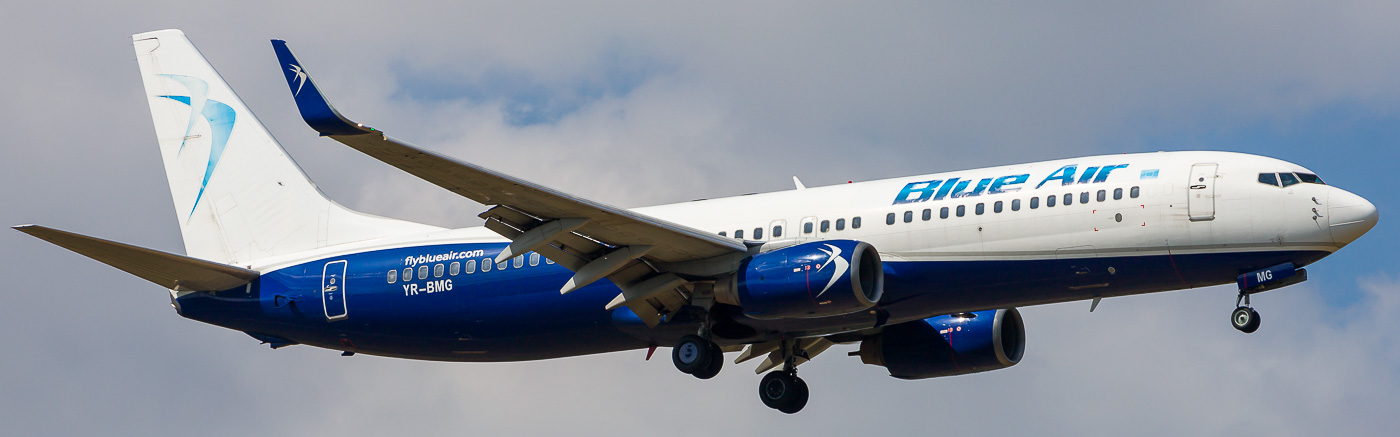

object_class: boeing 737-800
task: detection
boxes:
[14,30,1379,414]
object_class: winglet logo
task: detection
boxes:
[288,64,308,96]
[157,74,236,221]
[815,244,849,297]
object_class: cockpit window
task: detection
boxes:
[1297,173,1325,185]
[1279,172,1300,187]
[1258,173,1280,187]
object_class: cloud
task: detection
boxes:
[2,1,1399,435]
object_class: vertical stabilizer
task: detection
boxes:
[132,30,441,264]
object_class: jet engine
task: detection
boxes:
[714,240,883,319]
[855,308,1025,379]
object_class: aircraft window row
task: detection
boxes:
[723,217,861,240]
[1259,172,1325,188]
[883,186,1142,225]
[386,252,553,283]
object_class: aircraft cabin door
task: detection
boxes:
[1187,163,1218,221]
[322,260,348,321]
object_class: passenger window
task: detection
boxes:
[1030,197,1039,209]
[513,256,524,268]
[1280,173,1300,187]
[994,201,1003,213]
[852,217,862,228]
[904,211,913,223]
[497,260,507,270]
[719,231,727,237]
[886,213,896,225]
[922,209,932,221]
[1258,173,1280,186]
[546,258,555,265]
[1114,188,1123,200]
[940,207,949,219]
[387,269,397,284]
[1297,173,1325,185]
[1047,195,1057,207]
[772,226,782,238]
[735,229,745,239]
[1080,192,1090,204]
[466,260,477,274]
[1011,199,1020,211]
[529,253,540,266]
[754,228,763,240]
[434,263,444,278]
[1064,193,1073,206]
[1130,186,1140,198]
[956,205,966,217]
[976,203,985,215]
[482,259,493,272]
[450,262,460,276]
[820,220,830,232]
[403,268,412,280]
[835,219,846,231]
[1097,190,1106,202]
[803,222,814,234]
[418,265,429,280]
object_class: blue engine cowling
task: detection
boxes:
[717,240,883,319]
[856,308,1025,379]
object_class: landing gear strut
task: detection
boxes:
[757,339,810,414]
[1232,292,1261,334]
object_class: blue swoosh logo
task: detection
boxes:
[157,74,236,221]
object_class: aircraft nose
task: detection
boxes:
[1328,188,1378,246]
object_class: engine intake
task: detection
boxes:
[856,308,1025,379]
[714,240,883,319]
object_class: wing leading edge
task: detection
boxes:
[270,40,747,325]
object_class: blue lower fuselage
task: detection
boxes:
[174,242,1327,361]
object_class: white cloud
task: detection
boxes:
[2,1,1399,435]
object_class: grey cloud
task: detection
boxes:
[3,1,1398,435]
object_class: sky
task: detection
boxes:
[3,1,1399,435]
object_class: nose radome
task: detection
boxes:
[1328,188,1379,246]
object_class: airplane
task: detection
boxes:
[14,29,1379,414]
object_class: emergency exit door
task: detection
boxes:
[1188,164,1217,221]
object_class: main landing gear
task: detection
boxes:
[672,335,723,379]
[759,369,809,414]
[1231,292,1261,334]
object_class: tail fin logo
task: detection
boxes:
[288,64,308,96]
[815,244,849,297]
[157,74,237,221]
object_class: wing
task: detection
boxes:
[270,40,748,325]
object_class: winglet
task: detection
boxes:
[270,40,378,136]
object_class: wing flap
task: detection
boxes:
[14,225,259,291]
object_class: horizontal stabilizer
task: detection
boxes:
[13,225,259,291]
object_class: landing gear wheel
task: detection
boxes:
[778,377,809,414]
[1231,306,1261,333]
[672,335,714,374]
[759,371,810,414]
[691,343,724,380]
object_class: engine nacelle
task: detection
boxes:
[714,240,883,319]
[856,308,1025,379]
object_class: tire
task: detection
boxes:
[1231,307,1254,332]
[759,371,796,410]
[777,376,809,414]
[1241,308,1261,333]
[672,335,713,374]
[692,343,724,380]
